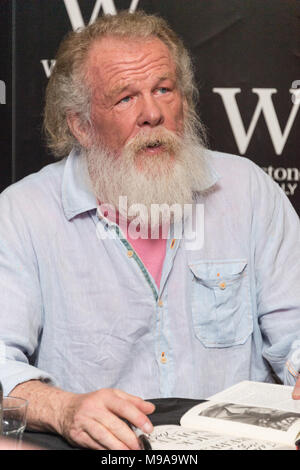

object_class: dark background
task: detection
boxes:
[1,0,299,214]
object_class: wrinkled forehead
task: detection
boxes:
[84,35,178,90]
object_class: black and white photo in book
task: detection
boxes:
[197,402,300,432]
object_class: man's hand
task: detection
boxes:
[58,388,155,450]
[292,376,300,399]
[11,381,155,450]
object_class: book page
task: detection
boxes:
[208,381,300,412]
[148,425,288,450]
[180,384,300,446]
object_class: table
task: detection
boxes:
[22,398,204,450]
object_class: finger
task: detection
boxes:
[73,430,108,450]
[66,407,136,450]
[88,411,140,450]
[115,389,156,415]
[292,376,300,399]
[108,393,154,435]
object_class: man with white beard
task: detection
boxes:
[0,11,300,450]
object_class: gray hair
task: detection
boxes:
[44,10,201,157]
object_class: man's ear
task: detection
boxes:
[67,113,93,149]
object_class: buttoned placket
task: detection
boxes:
[153,228,182,397]
[91,208,182,397]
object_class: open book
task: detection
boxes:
[149,381,300,450]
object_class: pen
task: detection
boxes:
[130,425,152,450]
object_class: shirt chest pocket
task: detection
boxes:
[189,259,253,348]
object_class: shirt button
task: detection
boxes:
[219,281,226,290]
[158,298,163,307]
[160,352,167,364]
[127,250,134,258]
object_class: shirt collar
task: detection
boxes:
[196,149,220,193]
[61,148,220,221]
[62,149,97,221]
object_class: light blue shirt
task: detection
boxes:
[0,149,300,399]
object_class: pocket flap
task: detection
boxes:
[189,259,247,280]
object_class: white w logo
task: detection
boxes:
[213,88,300,155]
[63,0,140,30]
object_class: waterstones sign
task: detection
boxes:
[213,87,300,199]
[263,166,299,197]
[213,88,300,156]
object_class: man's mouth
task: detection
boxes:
[147,141,161,148]
[143,141,164,154]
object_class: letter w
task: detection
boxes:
[213,88,300,155]
[63,0,140,30]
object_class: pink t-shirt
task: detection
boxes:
[98,203,167,289]
[127,232,167,289]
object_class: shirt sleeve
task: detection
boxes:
[0,186,57,395]
[250,163,300,385]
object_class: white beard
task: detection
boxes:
[85,115,210,230]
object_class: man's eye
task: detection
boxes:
[158,87,168,94]
[118,96,131,104]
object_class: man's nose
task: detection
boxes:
[137,95,164,128]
